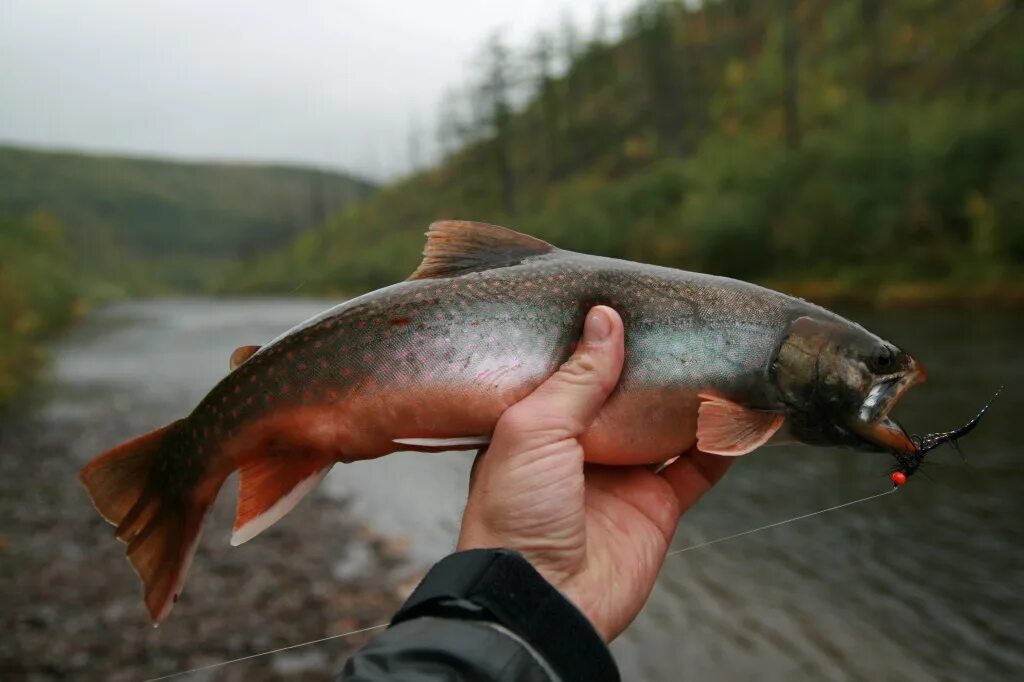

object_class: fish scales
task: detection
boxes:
[189,252,807,474]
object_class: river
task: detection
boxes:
[7,299,1024,681]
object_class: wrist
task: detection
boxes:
[515,559,608,641]
[392,549,619,681]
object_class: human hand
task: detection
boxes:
[457,306,733,641]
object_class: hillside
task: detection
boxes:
[232,0,1024,304]
[0,145,375,291]
[0,147,374,404]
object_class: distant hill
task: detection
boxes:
[232,0,1023,304]
[0,145,375,291]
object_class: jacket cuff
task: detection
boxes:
[391,549,619,682]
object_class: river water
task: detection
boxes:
[22,299,1024,680]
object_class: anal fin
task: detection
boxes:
[231,451,334,546]
[697,393,785,456]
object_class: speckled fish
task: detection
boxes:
[81,220,929,623]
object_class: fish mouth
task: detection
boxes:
[847,360,927,454]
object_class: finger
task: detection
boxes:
[659,447,734,515]
[495,306,624,447]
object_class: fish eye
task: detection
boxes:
[870,346,896,373]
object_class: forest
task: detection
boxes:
[233,0,1023,305]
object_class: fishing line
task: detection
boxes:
[666,486,897,557]
[142,624,387,682]
[142,486,898,682]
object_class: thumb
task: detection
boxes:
[496,306,624,448]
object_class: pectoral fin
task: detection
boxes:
[696,393,785,456]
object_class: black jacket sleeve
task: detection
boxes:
[337,549,620,682]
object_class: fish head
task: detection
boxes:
[771,315,926,454]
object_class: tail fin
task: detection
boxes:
[80,421,216,624]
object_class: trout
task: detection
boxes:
[82,220,929,623]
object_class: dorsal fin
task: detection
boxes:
[230,345,261,370]
[408,220,555,280]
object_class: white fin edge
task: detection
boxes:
[229,466,332,547]
[393,436,492,448]
[150,507,210,625]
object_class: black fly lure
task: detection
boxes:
[889,388,1001,486]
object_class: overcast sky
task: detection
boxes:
[0,0,638,180]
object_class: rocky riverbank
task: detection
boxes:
[0,409,411,682]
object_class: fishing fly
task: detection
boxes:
[889,387,1001,487]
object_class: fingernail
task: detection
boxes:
[583,308,611,343]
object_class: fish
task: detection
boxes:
[81,219,932,623]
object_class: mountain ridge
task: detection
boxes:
[0,143,376,291]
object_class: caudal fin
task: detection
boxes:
[80,421,216,624]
